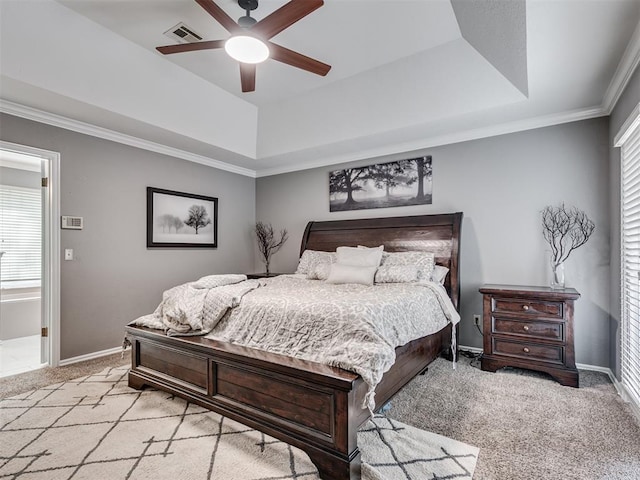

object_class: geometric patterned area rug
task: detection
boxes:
[0,366,478,479]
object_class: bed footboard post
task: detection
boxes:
[307,448,361,480]
[127,336,148,390]
[128,370,147,390]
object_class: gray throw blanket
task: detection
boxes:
[129,274,261,336]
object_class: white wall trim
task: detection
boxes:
[58,345,129,366]
[0,100,256,178]
[458,345,483,354]
[614,101,640,146]
[1,99,607,179]
[602,20,640,114]
[256,106,606,177]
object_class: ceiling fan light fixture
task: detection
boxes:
[224,35,269,64]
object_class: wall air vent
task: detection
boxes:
[61,216,83,230]
[164,22,203,44]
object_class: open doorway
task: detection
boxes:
[0,142,60,377]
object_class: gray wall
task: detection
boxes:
[0,113,256,360]
[609,67,640,378]
[257,118,611,367]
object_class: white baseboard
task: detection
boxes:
[58,345,129,367]
[458,344,482,354]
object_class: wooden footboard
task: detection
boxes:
[125,324,449,480]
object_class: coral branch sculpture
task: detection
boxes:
[541,203,595,267]
[255,222,288,274]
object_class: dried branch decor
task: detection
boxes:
[255,222,288,274]
[542,203,594,276]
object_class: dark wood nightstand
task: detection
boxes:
[479,284,580,387]
[245,273,286,279]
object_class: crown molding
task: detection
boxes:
[602,20,640,115]
[256,106,606,177]
[1,99,607,180]
[0,100,257,178]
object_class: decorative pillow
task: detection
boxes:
[374,265,419,284]
[307,262,332,281]
[325,264,377,286]
[295,250,336,275]
[431,265,449,285]
[381,251,435,281]
[336,246,384,268]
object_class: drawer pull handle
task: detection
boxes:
[522,305,530,311]
[523,325,530,331]
[523,347,530,353]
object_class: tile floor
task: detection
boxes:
[0,335,45,377]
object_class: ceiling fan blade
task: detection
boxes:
[269,43,331,76]
[195,0,241,33]
[252,0,324,40]
[156,40,225,55]
[240,63,256,92]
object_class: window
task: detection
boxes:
[617,104,640,410]
[0,185,41,283]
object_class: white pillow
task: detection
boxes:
[336,246,384,268]
[381,251,435,281]
[295,250,336,275]
[374,265,419,284]
[325,264,377,286]
[431,265,449,285]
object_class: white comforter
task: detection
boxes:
[130,274,459,412]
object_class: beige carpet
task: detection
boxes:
[0,351,130,399]
[388,354,640,480]
[0,365,479,479]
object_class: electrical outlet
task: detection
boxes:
[473,314,481,326]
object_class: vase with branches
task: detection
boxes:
[541,203,595,289]
[255,222,288,275]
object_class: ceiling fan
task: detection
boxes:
[156,0,331,93]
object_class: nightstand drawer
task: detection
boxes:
[493,297,563,319]
[493,338,563,364]
[493,318,563,341]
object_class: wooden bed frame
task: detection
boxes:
[125,212,463,480]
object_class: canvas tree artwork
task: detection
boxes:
[147,187,218,248]
[329,156,433,212]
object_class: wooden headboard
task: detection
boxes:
[299,212,463,309]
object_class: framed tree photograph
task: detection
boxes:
[329,156,432,212]
[147,187,218,248]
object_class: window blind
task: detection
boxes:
[620,118,640,409]
[0,185,41,282]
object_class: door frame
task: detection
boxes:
[0,140,60,367]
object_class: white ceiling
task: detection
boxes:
[1,0,639,177]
